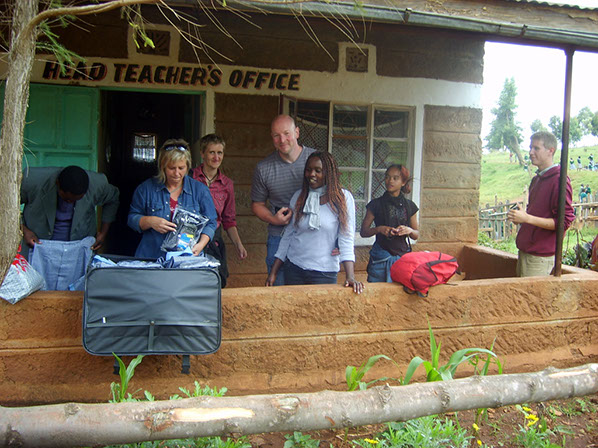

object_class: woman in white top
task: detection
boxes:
[266,151,364,294]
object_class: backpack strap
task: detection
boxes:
[181,355,191,374]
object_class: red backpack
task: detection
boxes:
[390,251,459,297]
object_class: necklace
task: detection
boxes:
[203,169,218,186]
[168,184,182,194]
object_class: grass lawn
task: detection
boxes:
[479,144,598,207]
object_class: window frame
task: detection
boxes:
[287,98,416,245]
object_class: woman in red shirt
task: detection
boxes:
[190,134,247,287]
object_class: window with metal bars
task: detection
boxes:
[289,100,414,234]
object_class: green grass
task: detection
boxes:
[480,144,598,207]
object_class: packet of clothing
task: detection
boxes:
[164,252,221,269]
[160,207,209,252]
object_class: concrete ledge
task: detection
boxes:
[1,245,597,406]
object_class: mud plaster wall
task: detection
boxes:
[420,105,482,246]
[1,246,597,407]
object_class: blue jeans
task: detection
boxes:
[284,261,337,285]
[367,242,402,283]
[266,234,285,286]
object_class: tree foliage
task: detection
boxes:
[591,111,598,137]
[485,77,525,165]
[530,119,547,133]
[577,106,594,135]
[548,115,563,141]
[569,116,584,145]
[548,111,590,146]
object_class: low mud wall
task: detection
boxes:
[1,245,597,407]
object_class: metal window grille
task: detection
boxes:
[132,133,157,162]
[295,101,413,228]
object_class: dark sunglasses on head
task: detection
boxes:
[163,145,188,151]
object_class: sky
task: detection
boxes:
[481,42,598,148]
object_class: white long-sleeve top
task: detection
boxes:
[275,189,355,272]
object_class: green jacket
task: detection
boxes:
[21,167,119,241]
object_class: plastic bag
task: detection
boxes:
[160,207,209,252]
[0,253,45,304]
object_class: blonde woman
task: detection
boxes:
[128,139,217,259]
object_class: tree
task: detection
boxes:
[485,77,525,165]
[530,119,547,133]
[592,111,598,137]
[548,115,562,141]
[577,106,594,135]
[549,114,584,146]
[569,116,584,146]
[0,364,597,447]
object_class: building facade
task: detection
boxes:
[2,6,485,286]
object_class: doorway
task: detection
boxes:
[103,90,202,255]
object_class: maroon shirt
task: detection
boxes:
[516,165,574,257]
[190,164,238,230]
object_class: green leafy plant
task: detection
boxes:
[402,322,502,385]
[514,405,561,448]
[478,231,518,254]
[353,415,471,448]
[345,354,401,391]
[179,381,228,398]
[283,431,320,448]
[106,436,251,448]
[548,397,598,419]
[195,437,252,448]
[110,354,145,403]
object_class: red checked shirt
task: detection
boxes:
[190,164,238,230]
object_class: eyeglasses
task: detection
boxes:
[163,145,188,152]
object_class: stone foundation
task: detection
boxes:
[1,245,597,406]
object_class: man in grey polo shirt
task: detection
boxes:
[251,114,315,285]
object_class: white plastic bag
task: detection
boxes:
[0,253,45,304]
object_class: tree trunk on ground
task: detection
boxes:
[0,0,38,283]
[1,364,597,448]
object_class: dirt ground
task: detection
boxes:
[246,397,598,447]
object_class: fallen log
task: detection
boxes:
[1,364,597,447]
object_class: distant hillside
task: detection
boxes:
[479,144,598,207]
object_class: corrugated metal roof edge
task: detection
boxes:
[506,0,598,12]
[220,1,598,50]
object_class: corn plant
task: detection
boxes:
[110,354,145,403]
[402,322,502,385]
[345,354,401,391]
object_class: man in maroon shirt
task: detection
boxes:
[507,131,574,277]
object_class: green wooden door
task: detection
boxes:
[22,84,99,170]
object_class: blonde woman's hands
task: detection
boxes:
[147,216,177,234]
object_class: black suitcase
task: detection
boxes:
[82,256,221,373]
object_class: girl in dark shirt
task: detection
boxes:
[360,164,419,282]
